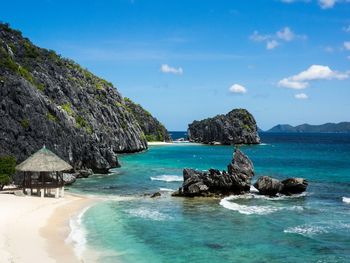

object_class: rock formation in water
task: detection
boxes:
[0,23,153,173]
[174,148,308,197]
[124,98,171,142]
[254,176,308,196]
[173,148,255,197]
[188,109,260,145]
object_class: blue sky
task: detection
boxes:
[1,0,350,130]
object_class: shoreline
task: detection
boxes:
[0,191,96,263]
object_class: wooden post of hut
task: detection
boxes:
[16,146,73,198]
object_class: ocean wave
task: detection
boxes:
[127,208,172,221]
[66,205,91,260]
[159,187,175,192]
[226,192,307,201]
[342,197,350,204]
[220,196,280,215]
[150,175,183,182]
[284,225,329,237]
[219,194,305,215]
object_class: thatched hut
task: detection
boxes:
[16,146,73,198]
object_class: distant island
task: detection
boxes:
[265,122,350,133]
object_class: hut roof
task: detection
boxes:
[16,146,73,172]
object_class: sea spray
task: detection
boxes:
[150,175,183,182]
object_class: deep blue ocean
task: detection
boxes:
[70,132,350,263]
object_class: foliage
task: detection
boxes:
[75,115,93,134]
[47,112,58,122]
[20,118,30,129]
[35,82,45,92]
[145,134,158,142]
[61,103,73,116]
[0,156,16,190]
[23,41,39,58]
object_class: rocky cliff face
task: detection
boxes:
[124,98,171,142]
[188,109,260,145]
[0,23,148,173]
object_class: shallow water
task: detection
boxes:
[71,133,350,263]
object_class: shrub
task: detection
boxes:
[61,103,73,115]
[21,118,30,129]
[47,112,58,122]
[0,156,16,190]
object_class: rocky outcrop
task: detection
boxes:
[0,23,150,173]
[188,109,260,145]
[62,173,77,185]
[254,176,283,196]
[254,176,308,196]
[173,149,255,197]
[124,98,171,142]
[281,178,308,195]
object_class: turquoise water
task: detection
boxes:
[71,133,350,263]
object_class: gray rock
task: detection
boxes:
[124,98,171,142]
[0,23,153,173]
[281,178,308,195]
[254,176,283,196]
[175,149,255,197]
[62,173,76,185]
[150,192,161,198]
[77,169,93,178]
[188,109,260,145]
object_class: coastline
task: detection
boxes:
[0,192,95,263]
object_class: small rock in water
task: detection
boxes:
[254,176,283,196]
[281,178,308,195]
[205,243,224,250]
[150,192,161,198]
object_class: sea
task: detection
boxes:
[69,132,350,263]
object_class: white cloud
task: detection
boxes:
[295,93,309,99]
[280,0,350,9]
[278,65,349,89]
[250,27,305,50]
[160,64,183,75]
[229,84,247,94]
[277,27,295,41]
[318,0,336,8]
[249,31,270,42]
[344,41,350,50]
[266,40,279,50]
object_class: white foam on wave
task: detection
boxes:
[127,208,172,221]
[259,143,270,146]
[219,193,305,215]
[284,225,329,237]
[150,175,183,182]
[342,197,350,204]
[220,196,279,215]
[66,205,91,260]
[159,187,175,192]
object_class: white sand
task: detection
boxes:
[0,192,92,263]
[147,141,174,145]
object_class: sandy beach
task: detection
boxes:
[0,192,93,263]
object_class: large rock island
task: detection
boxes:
[188,109,260,145]
[173,149,308,197]
[0,23,168,173]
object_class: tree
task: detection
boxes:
[0,156,16,190]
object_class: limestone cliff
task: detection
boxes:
[124,98,171,142]
[0,23,149,173]
[188,109,260,145]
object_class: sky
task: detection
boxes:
[1,0,350,130]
